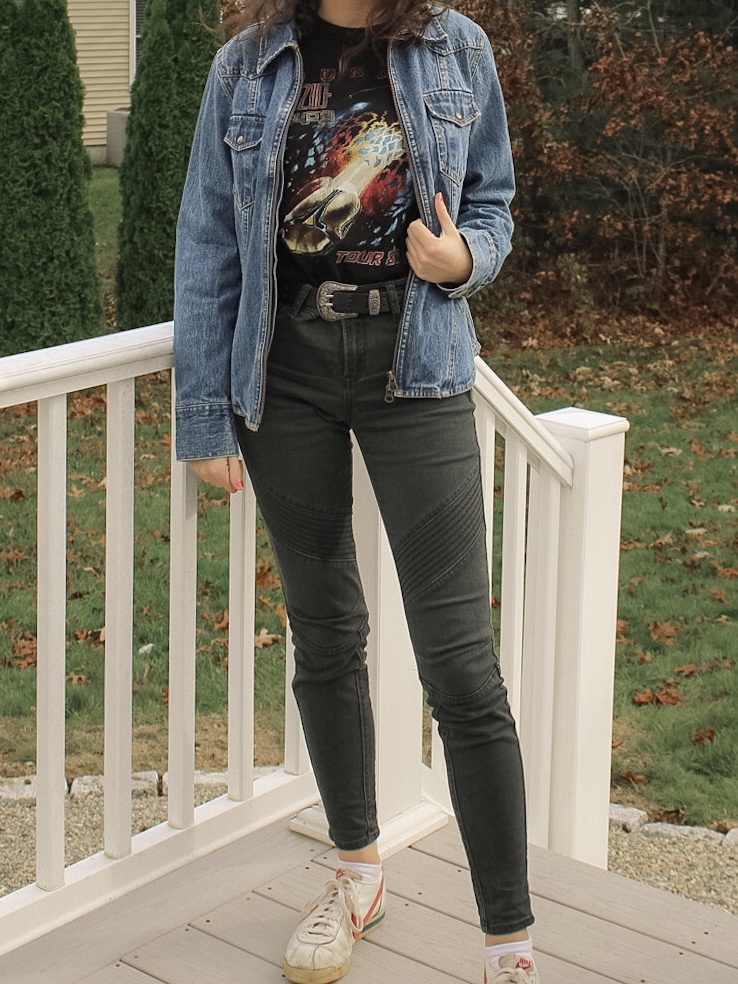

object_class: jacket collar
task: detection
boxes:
[256,23,298,74]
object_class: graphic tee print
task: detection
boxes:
[277,17,418,287]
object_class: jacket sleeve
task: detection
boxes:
[445,30,515,300]
[173,51,242,461]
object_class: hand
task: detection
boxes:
[188,456,244,494]
[406,192,473,286]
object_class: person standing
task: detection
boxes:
[174,2,539,981]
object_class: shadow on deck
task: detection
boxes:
[1,818,736,984]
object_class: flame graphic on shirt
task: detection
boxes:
[282,118,406,255]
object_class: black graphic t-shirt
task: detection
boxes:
[277,17,419,287]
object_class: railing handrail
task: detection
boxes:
[0,323,174,408]
[0,325,574,488]
[473,358,574,487]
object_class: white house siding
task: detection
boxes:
[67,0,132,159]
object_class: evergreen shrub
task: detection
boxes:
[116,0,220,330]
[0,0,101,356]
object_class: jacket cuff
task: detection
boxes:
[440,230,498,299]
[174,405,240,461]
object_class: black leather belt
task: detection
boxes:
[281,279,405,322]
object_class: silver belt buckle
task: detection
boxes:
[316,281,357,321]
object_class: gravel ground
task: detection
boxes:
[0,786,225,899]
[2,794,738,917]
[607,827,738,915]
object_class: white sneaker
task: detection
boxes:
[485,954,540,983]
[282,868,386,984]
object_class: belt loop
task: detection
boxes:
[279,282,312,318]
[388,278,405,317]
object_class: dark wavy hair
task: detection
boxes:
[224,1,447,47]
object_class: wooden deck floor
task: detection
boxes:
[2,816,737,984]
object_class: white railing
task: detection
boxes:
[0,324,628,956]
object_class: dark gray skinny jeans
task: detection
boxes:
[235,281,533,935]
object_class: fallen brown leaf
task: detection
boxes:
[65,673,89,685]
[632,680,682,706]
[616,771,649,785]
[648,620,679,645]
[712,561,738,578]
[652,807,685,824]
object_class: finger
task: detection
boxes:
[434,192,456,236]
[188,458,233,493]
[227,456,244,492]
[406,241,432,281]
[406,217,435,245]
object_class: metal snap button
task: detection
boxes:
[455,112,464,120]
[236,135,244,145]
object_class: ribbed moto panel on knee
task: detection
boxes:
[392,468,485,603]
[259,483,357,563]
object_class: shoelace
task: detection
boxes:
[299,874,364,939]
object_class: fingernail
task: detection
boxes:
[235,481,244,490]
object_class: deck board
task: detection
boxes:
[414,823,738,969]
[122,925,279,983]
[0,821,321,984]
[256,855,617,984]
[79,964,161,984]
[194,891,463,983]
[79,961,165,984]
[3,814,737,984]
[255,860,481,983]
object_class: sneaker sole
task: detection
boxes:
[282,958,351,984]
[283,913,385,984]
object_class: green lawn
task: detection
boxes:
[0,168,736,828]
[487,336,738,828]
[88,164,121,327]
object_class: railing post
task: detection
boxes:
[537,407,629,867]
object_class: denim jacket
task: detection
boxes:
[173,7,515,460]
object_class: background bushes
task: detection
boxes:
[0,0,100,357]
[115,0,220,330]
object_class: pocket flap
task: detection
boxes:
[423,90,479,127]
[224,116,264,151]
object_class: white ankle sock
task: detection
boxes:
[336,860,383,884]
[485,937,534,970]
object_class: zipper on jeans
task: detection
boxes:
[384,370,397,404]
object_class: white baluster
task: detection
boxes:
[36,395,68,891]
[520,463,560,849]
[227,477,256,801]
[499,435,527,723]
[167,388,198,830]
[104,379,136,858]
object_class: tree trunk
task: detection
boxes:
[566,0,585,75]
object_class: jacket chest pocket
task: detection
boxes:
[423,90,479,187]
[224,116,264,210]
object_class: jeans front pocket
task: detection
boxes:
[423,90,479,186]
[224,115,264,210]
